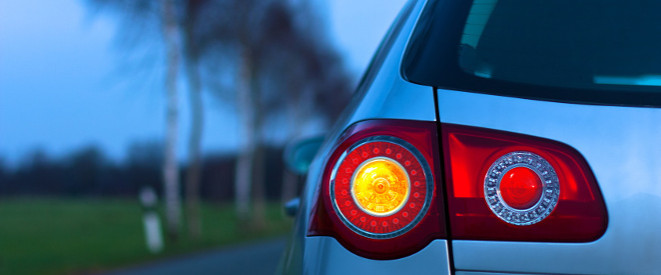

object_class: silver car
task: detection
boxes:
[279,0,661,273]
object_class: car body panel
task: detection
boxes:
[438,88,661,274]
[301,237,451,275]
[344,13,435,125]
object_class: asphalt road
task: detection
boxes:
[105,238,287,275]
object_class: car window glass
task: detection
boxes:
[402,0,661,107]
[459,0,661,90]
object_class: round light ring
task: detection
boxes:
[484,151,560,226]
[330,136,433,239]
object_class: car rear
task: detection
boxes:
[280,0,661,274]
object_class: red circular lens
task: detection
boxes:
[332,139,431,238]
[499,167,543,209]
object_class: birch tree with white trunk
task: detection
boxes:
[161,0,183,240]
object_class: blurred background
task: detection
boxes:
[0,0,405,274]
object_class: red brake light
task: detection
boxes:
[499,167,543,209]
[498,166,544,210]
[442,124,608,242]
[308,120,446,259]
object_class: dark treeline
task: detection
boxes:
[0,143,293,201]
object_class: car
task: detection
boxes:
[278,0,661,274]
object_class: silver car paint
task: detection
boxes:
[438,89,661,274]
[302,237,451,274]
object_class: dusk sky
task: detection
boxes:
[0,0,406,165]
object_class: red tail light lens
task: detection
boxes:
[331,137,433,238]
[308,121,606,258]
[498,166,545,210]
[442,124,608,242]
[308,120,446,259]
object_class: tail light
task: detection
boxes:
[308,120,607,260]
[307,120,446,259]
[443,124,608,242]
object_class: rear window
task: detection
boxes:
[402,0,661,107]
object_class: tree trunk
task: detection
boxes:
[248,54,266,229]
[161,0,182,241]
[185,58,203,239]
[183,8,203,238]
[235,46,267,227]
[235,48,255,221]
[251,138,266,229]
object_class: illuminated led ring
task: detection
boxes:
[484,151,560,226]
[330,136,434,239]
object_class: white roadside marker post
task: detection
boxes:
[140,186,164,253]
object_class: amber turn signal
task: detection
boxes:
[352,157,410,216]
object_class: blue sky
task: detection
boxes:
[0,0,405,164]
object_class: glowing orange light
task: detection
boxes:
[351,157,410,216]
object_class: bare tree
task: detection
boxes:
[256,1,353,204]
[215,0,272,223]
[87,0,352,232]
[213,0,352,224]
[182,0,205,239]
[179,0,269,237]
[161,0,183,240]
[84,0,184,240]
[238,0,294,226]
[178,0,266,226]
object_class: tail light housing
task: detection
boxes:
[307,120,446,259]
[307,120,607,259]
[443,124,608,242]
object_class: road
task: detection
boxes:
[105,238,287,275]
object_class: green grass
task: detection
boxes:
[0,198,292,275]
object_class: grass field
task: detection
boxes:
[0,198,292,275]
